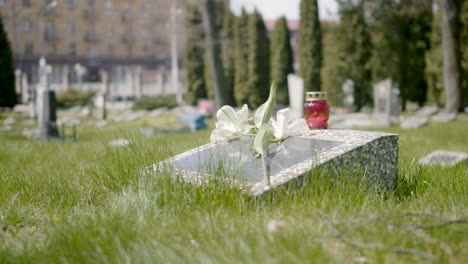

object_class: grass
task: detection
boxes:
[0,112,467,263]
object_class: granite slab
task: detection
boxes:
[149,130,399,196]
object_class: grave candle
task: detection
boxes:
[304,91,330,129]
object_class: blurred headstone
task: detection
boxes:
[342,79,355,112]
[432,113,456,122]
[21,73,29,104]
[3,117,16,126]
[400,117,428,129]
[108,139,133,147]
[179,110,207,132]
[38,90,59,139]
[287,74,304,120]
[0,126,12,132]
[62,66,69,91]
[418,151,467,167]
[15,69,22,96]
[99,71,109,120]
[372,78,399,125]
[134,67,142,99]
[415,106,439,116]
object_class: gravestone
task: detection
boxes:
[418,151,467,167]
[21,73,29,104]
[179,110,207,132]
[372,79,400,125]
[133,67,143,99]
[415,106,438,116]
[342,79,355,112]
[287,74,304,120]
[38,90,59,139]
[432,113,456,122]
[400,117,428,129]
[15,69,22,97]
[151,130,399,196]
[99,71,109,120]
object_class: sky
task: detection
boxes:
[230,0,339,21]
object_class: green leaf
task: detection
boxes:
[254,83,277,128]
[253,124,274,156]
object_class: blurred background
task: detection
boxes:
[0,0,467,115]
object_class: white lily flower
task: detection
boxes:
[210,105,253,143]
[271,108,309,141]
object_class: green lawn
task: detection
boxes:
[0,113,467,263]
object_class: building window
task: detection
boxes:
[107,25,113,37]
[105,0,113,15]
[25,43,33,55]
[141,5,149,16]
[108,44,114,55]
[24,19,32,33]
[67,23,75,34]
[23,0,31,7]
[69,43,76,56]
[88,47,96,57]
[66,0,74,10]
[2,19,7,32]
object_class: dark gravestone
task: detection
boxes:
[152,130,399,196]
[179,110,207,132]
[39,90,59,139]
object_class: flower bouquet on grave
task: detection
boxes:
[210,83,310,185]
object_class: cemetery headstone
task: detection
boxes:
[38,90,59,139]
[372,78,400,125]
[108,139,133,147]
[3,117,16,126]
[21,73,29,104]
[342,79,355,112]
[287,74,304,120]
[418,151,467,167]
[99,71,109,120]
[15,69,22,96]
[415,106,439,116]
[134,67,143,99]
[179,110,207,132]
[431,113,456,122]
[152,130,399,196]
[400,117,429,129]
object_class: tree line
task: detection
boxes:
[184,0,468,114]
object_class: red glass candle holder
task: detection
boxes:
[304,92,330,129]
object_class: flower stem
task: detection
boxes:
[261,154,270,186]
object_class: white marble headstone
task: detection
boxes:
[287,74,304,120]
[418,151,467,167]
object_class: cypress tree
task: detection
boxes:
[183,4,207,105]
[233,9,249,106]
[425,7,444,106]
[247,10,270,108]
[321,21,342,106]
[371,0,432,109]
[299,0,323,91]
[221,10,235,106]
[270,17,294,105]
[460,1,468,104]
[337,0,372,111]
[0,16,17,108]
